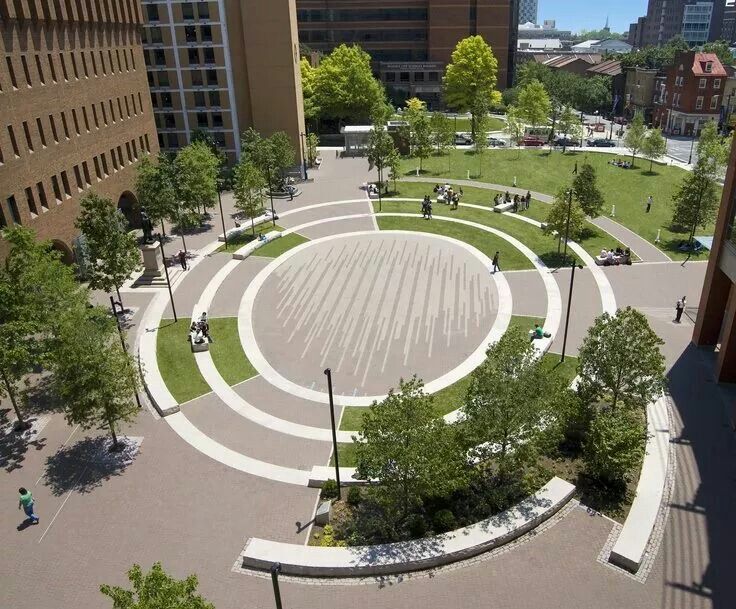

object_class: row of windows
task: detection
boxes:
[0,92,146,163]
[144,2,211,22]
[1,48,137,92]
[666,91,721,110]
[299,28,427,44]
[143,23,216,45]
[296,8,428,23]
[0,135,152,229]
[148,66,220,87]
[157,130,224,150]
[143,46,218,67]
[150,89,221,109]
[153,109,224,129]
[383,71,440,83]
[673,76,722,89]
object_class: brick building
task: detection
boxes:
[296,0,518,109]
[654,51,726,136]
[141,0,305,165]
[0,0,158,263]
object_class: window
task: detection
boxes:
[124,97,130,117]
[144,134,151,152]
[696,95,704,109]
[101,102,108,126]
[400,72,410,82]
[81,52,88,77]
[705,61,713,73]
[6,57,17,88]
[109,99,116,123]
[150,27,163,44]
[7,125,20,156]
[714,78,722,90]
[61,112,70,138]
[208,90,220,106]
[191,70,203,86]
[212,112,222,127]
[206,69,217,85]
[188,48,199,65]
[82,161,91,186]
[47,54,57,82]
[428,72,439,82]
[699,78,707,89]
[93,156,102,181]
[51,175,62,203]
[60,171,71,198]
[71,108,80,135]
[158,71,170,87]
[36,118,46,147]
[59,54,69,80]
[167,133,179,148]
[91,104,99,128]
[185,25,197,43]
[711,95,719,109]
[125,142,133,163]
[117,97,123,119]
[20,55,32,86]
[131,93,138,115]
[123,49,129,71]
[164,113,176,128]
[7,196,21,224]
[37,182,48,210]
[203,48,215,64]
[22,121,33,152]
[90,51,97,76]
[132,140,139,159]
[101,153,109,176]
[198,2,210,19]
[73,165,83,191]
[194,91,206,106]
[146,4,159,21]
[201,25,212,42]
[49,114,59,142]
[182,2,194,20]
[197,112,208,127]
[70,52,78,79]
[99,50,107,75]
[0,203,6,228]
[25,187,38,216]
[154,49,166,66]
[384,72,396,82]
[110,148,118,170]
[414,71,424,82]
[82,106,90,131]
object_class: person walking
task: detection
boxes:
[525,191,532,210]
[675,296,687,323]
[491,251,501,274]
[18,488,39,525]
[646,195,653,213]
[427,200,432,220]
[177,249,187,270]
[573,161,578,175]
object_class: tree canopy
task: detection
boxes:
[174,141,219,215]
[135,155,177,229]
[572,162,605,217]
[641,128,667,172]
[232,161,266,234]
[624,113,646,165]
[671,157,721,236]
[517,79,551,129]
[543,188,586,243]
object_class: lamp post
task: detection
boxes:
[155,232,177,322]
[217,178,227,251]
[300,131,309,181]
[377,162,383,213]
[110,295,142,409]
[176,206,188,255]
[562,189,573,267]
[270,563,283,609]
[324,368,341,496]
[265,165,276,227]
[688,130,697,165]
[561,261,584,363]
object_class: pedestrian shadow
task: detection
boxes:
[42,435,136,496]
[16,518,38,532]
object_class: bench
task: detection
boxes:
[189,332,209,352]
[240,477,575,577]
[232,230,281,260]
[218,214,272,242]
[493,202,514,213]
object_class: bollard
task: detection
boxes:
[611,205,616,217]
[655,229,661,243]
[467,170,470,179]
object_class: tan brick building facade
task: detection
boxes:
[0,0,158,262]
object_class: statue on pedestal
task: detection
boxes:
[141,208,154,245]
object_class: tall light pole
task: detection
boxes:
[270,563,283,609]
[217,178,227,250]
[300,131,309,181]
[266,165,276,227]
[155,232,177,322]
[562,189,573,267]
[561,262,584,363]
[110,295,142,409]
[324,368,341,497]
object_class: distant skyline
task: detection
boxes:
[537,0,648,34]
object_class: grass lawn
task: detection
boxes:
[254,231,309,258]
[399,149,716,260]
[215,223,285,254]
[453,116,506,133]
[208,317,257,386]
[156,319,210,404]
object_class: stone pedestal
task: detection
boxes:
[141,241,163,277]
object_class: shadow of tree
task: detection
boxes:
[0,409,49,473]
[42,436,137,497]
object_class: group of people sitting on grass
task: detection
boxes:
[432,183,463,209]
[598,246,632,266]
[190,312,210,345]
[609,158,633,169]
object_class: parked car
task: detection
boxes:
[486,136,506,147]
[587,138,616,147]
[520,136,546,147]
[454,133,474,145]
[554,137,580,148]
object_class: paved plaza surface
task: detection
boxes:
[2,152,736,609]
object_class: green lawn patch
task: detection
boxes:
[208,317,257,385]
[156,319,210,403]
[254,231,309,258]
[215,223,285,253]
[399,149,716,260]
[452,116,506,133]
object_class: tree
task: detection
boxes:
[386,147,402,194]
[701,40,734,67]
[504,105,525,155]
[300,56,320,122]
[306,132,320,166]
[429,112,454,156]
[52,306,139,450]
[584,407,646,485]
[232,161,266,234]
[268,131,296,179]
[367,122,396,205]
[354,377,466,523]
[463,327,566,478]
[641,128,667,172]
[556,105,583,153]
[405,103,433,171]
[474,111,490,177]
[624,112,646,166]
[517,79,551,130]
[241,128,296,190]
[572,162,605,217]
[135,155,177,232]
[0,227,85,430]
[313,44,385,122]
[671,158,721,242]
[697,120,731,174]
[577,307,666,410]
[443,36,499,136]
[175,140,219,222]
[75,193,141,305]
[100,562,214,609]
[572,75,612,114]
[543,188,586,246]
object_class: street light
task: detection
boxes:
[155,232,177,322]
[300,131,309,181]
[217,178,227,251]
[110,295,143,409]
[561,188,573,267]
[270,563,283,609]
[324,368,341,497]
[561,261,584,363]
[265,165,276,227]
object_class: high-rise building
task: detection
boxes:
[141,0,306,165]
[721,0,736,42]
[518,0,538,24]
[633,1,727,47]
[682,1,715,46]
[641,0,689,46]
[296,0,518,109]
[0,0,159,262]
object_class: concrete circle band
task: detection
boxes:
[239,220,552,407]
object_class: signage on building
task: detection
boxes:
[380,62,444,71]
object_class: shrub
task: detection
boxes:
[319,525,347,547]
[321,479,339,500]
[584,407,646,485]
[347,486,362,507]
[405,513,428,538]
[433,509,457,533]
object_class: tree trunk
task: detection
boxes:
[115,284,123,310]
[650,158,654,172]
[108,417,119,450]
[251,214,255,236]
[1,369,28,430]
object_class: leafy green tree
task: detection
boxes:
[386,147,402,194]
[190,129,227,173]
[175,140,219,220]
[268,131,296,179]
[0,227,85,429]
[671,158,721,241]
[241,128,296,189]
[443,35,499,136]
[232,161,266,235]
[463,327,566,478]
[577,307,666,410]
[504,105,525,155]
[75,193,141,305]
[572,75,612,114]
[641,128,667,172]
[135,155,177,232]
[52,306,139,450]
[543,188,586,245]
[556,105,582,152]
[367,122,396,206]
[300,56,320,122]
[306,132,320,166]
[354,376,466,523]
[572,162,605,217]
[100,562,214,609]
[584,407,646,485]
[701,40,734,67]
[624,112,646,166]
[474,111,490,177]
[620,36,689,70]
[405,103,433,171]
[313,44,385,122]
[697,120,731,174]
[430,112,454,156]
[517,79,551,131]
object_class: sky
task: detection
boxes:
[538,0,648,35]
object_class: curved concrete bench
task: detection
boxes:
[609,395,670,573]
[241,476,575,577]
[232,230,281,260]
[218,213,272,241]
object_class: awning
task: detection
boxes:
[694,236,714,250]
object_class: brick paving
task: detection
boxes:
[1,154,734,609]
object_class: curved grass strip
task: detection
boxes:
[156,319,210,403]
[254,232,309,258]
[208,317,257,386]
